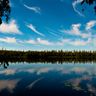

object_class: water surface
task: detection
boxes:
[0,62,96,96]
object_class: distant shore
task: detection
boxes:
[0,50,95,63]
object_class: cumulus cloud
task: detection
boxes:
[27,24,44,37]
[25,37,91,46]
[57,39,71,46]
[24,4,41,14]
[71,24,91,38]
[0,20,94,47]
[69,38,91,46]
[26,38,53,46]
[0,37,17,44]
[0,20,22,34]
[37,38,53,45]
[58,38,91,46]
[71,23,81,35]
[86,20,96,30]
[61,23,91,39]
[25,39,37,45]
[0,36,90,46]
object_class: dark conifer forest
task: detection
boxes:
[0,50,96,63]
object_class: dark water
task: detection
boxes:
[0,62,96,96]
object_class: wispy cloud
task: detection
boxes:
[26,24,45,37]
[72,0,84,17]
[24,4,41,14]
[0,20,22,34]
[27,77,43,89]
[46,28,60,37]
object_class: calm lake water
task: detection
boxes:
[0,62,96,96]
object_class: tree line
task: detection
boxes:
[0,50,96,63]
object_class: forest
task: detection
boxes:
[0,50,96,63]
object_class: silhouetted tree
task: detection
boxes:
[0,0,11,24]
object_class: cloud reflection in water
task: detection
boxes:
[0,63,96,96]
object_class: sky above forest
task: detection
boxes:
[0,0,96,51]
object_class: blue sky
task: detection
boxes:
[0,0,96,51]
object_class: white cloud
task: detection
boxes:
[57,39,71,45]
[70,38,91,46]
[37,38,53,45]
[0,37,17,44]
[0,20,22,34]
[71,23,81,35]
[25,39,37,45]
[61,23,91,39]
[27,24,44,37]
[0,37,90,47]
[26,38,53,46]
[71,23,91,38]
[86,20,96,30]
[24,4,41,14]
[72,0,84,17]
[57,38,91,46]
[25,37,91,46]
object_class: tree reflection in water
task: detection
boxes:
[0,61,9,69]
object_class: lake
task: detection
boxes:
[0,62,96,96]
